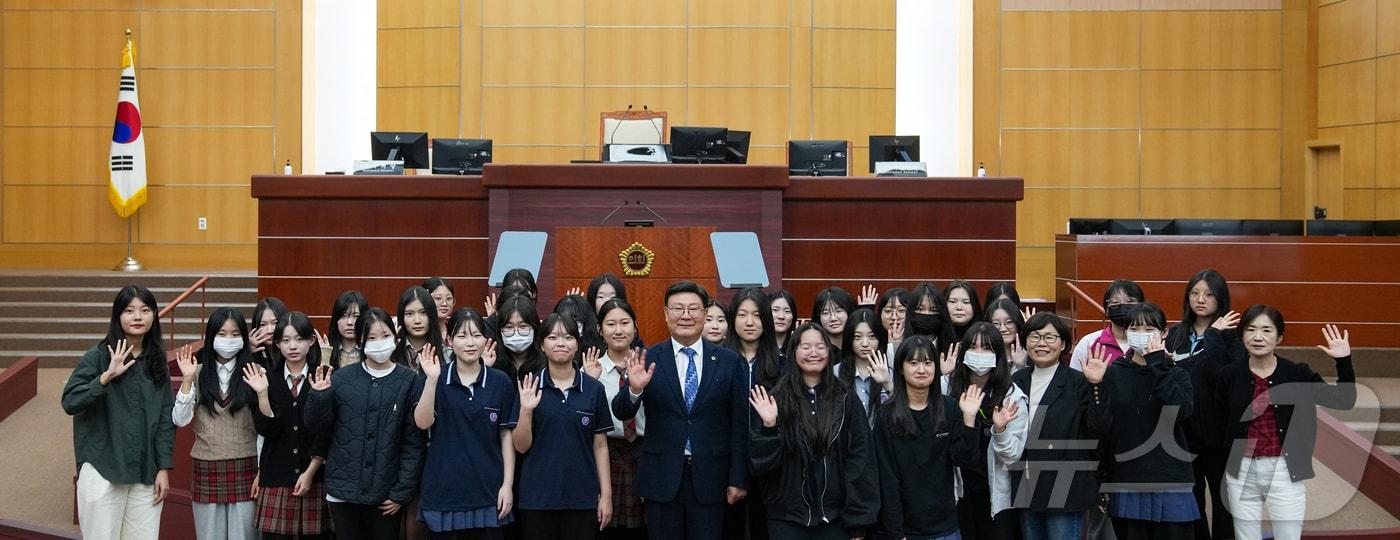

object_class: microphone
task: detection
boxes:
[643,104,649,111]
[608,106,632,146]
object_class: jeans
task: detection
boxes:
[1020,509,1084,540]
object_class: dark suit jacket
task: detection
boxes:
[1009,364,1111,512]
[612,339,750,505]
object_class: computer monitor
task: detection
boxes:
[1068,218,1112,235]
[670,126,729,164]
[1173,219,1243,236]
[431,138,492,174]
[868,135,920,172]
[1241,219,1304,236]
[1307,220,1373,236]
[788,140,848,176]
[1374,220,1400,236]
[724,130,751,164]
[1108,219,1175,235]
[370,131,430,169]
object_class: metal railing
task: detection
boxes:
[158,276,209,351]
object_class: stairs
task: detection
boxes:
[0,272,258,368]
[1282,346,1400,459]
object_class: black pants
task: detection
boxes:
[766,519,848,540]
[328,502,403,540]
[722,488,768,540]
[430,527,505,540]
[644,464,724,540]
[1112,518,1194,540]
[1192,447,1233,539]
[519,509,597,540]
[956,490,1023,540]
[598,527,647,540]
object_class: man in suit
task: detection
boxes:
[612,280,749,540]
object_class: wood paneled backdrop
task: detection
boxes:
[375,0,896,174]
[0,0,300,269]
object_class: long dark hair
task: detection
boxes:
[445,307,490,364]
[880,335,948,437]
[250,296,288,365]
[1170,269,1232,351]
[946,321,1012,407]
[945,279,983,338]
[392,286,444,369]
[197,307,256,413]
[773,323,846,461]
[724,288,782,388]
[494,295,545,380]
[355,307,396,349]
[103,285,167,383]
[768,289,798,348]
[876,287,910,337]
[503,268,538,298]
[985,298,1025,349]
[904,282,956,353]
[810,286,857,339]
[837,308,887,387]
[984,281,1021,307]
[270,310,323,376]
[587,273,628,307]
[327,290,368,368]
[553,294,605,360]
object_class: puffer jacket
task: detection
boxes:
[307,363,426,505]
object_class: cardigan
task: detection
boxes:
[1214,354,1355,481]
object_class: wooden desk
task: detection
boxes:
[1056,234,1400,347]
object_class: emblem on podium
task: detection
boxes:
[618,242,655,277]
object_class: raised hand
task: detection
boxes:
[481,338,498,367]
[1083,344,1108,384]
[241,363,269,395]
[1145,331,1165,355]
[420,346,442,379]
[517,373,542,412]
[314,329,330,349]
[582,347,603,379]
[749,386,778,427]
[1212,310,1241,332]
[175,344,198,380]
[958,383,985,419]
[483,293,498,317]
[857,284,878,306]
[889,318,904,341]
[991,398,1021,433]
[1317,324,1351,359]
[939,342,960,375]
[868,349,891,386]
[1009,340,1029,369]
[566,286,582,297]
[625,349,655,394]
[1021,306,1038,321]
[249,326,272,354]
[309,365,334,391]
[105,338,137,381]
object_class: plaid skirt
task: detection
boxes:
[191,456,258,504]
[256,484,329,535]
[607,436,645,529]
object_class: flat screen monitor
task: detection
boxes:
[1241,219,1304,236]
[370,131,430,169]
[1173,219,1243,236]
[1068,218,1112,235]
[725,130,751,164]
[431,138,491,174]
[1109,219,1175,235]
[1374,220,1400,236]
[788,140,848,176]
[670,126,729,164]
[868,135,920,173]
[1307,220,1373,236]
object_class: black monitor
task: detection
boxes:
[868,135,920,172]
[1109,219,1175,235]
[1241,219,1304,236]
[431,138,492,174]
[1068,218,1112,235]
[1173,219,1243,236]
[1307,220,1373,236]
[670,126,729,164]
[788,140,848,176]
[1375,220,1400,236]
[724,130,751,164]
[370,131,430,169]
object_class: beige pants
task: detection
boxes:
[76,462,163,540]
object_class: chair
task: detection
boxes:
[599,109,668,158]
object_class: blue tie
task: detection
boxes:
[682,346,698,454]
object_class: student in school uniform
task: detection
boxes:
[984,282,1022,308]
[834,308,893,428]
[748,322,879,539]
[62,285,175,540]
[250,297,290,366]
[306,306,427,540]
[414,308,517,540]
[172,307,263,540]
[767,289,798,354]
[1068,279,1145,370]
[721,287,783,540]
[702,299,729,346]
[395,286,446,372]
[903,282,958,357]
[494,295,546,383]
[945,280,983,344]
[253,311,331,539]
[587,273,628,313]
[554,293,608,361]
[1215,307,1356,540]
[325,290,368,368]
[876,287,910,356]
[586,299,648,540]
[874,335,982,540]
[512,313,614,540]
[424,277,458,341]
[986,298,1029,371]
[809,287,856,356]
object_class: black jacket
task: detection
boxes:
[307,363,426,505]
[1099,350,1196,488]
[751,388,878,537]
[253,363,330,487]
[874,395,976,539]
[1165,324,1245,450]
[1010,364,1111,512]
[1215,354,1355,481]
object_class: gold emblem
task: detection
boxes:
[618,242,655,277]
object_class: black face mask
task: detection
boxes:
[1106,303,1134,327]
[909,313,943,336]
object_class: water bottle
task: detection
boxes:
[283,160,293,175]
[977,162,987,177]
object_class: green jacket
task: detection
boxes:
[61,345,175,485]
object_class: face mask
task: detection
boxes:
[364,338,396,363]
[1106,303,1134,327]
[212,337,243,358]
[1126,331,1154,355]
[503,330,534,353]
[908,313,943,336]
[963,351,997,376]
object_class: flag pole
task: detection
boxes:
[113,27,143,272]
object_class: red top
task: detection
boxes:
[1244,373,1282,457]
[1093,324,1129,365]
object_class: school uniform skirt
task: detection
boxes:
[255,482,330,535]
[191,456,258,504]
[606,436,645,529]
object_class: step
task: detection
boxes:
[1342,421,1400,446]
[1281,347,1400,379]
[0,302,255,319]
[1331,405,1400,424]
[0,317,213,334]
[0,334,203,352]
[0,273,255,290]
[0,286,257,304]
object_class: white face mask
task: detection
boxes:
[1127,331,1155,355]
[212,337,243,359]
[364,338,396,363]
[503,330,534,353]
[963,350,997,376]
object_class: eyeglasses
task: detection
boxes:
[991,320,1016,330]
[1104,300,1140,308]
[1026,333,1061,345]
[500,326,531,337]
[881,307,907,317]
[820,309,846,319]
[667,305,703,317]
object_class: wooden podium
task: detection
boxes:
[555,226,718,344]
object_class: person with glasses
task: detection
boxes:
[876,287,910,357]
[986,298,1028,371]
[1010,313,1112,540]
[1069,279,1145,371]
[810,287,856,356]
[424,277,457,344]
[494,295,546,383]
[611,281,750,540]
[324,290,368,369]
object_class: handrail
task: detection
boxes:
[159,276,209,351]
[1063,281,1106,316]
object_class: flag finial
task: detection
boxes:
[125,27,131,38]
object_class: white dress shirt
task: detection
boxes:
[599,352,645,439]
[672,337,704,398]
[172,359,238,427]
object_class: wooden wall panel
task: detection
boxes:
[377,0,459,29]
[480,28,584,85]
[812,0,894,28]
[1378,122,1400,188]
[2,127,111,184]
[141,70,277,126]
[1380,0,1400,55]
[140,10,275,68]
[1317,0,1376,66]
[1317,124,1375,189]
[812,29,894,88]
[1,10,138,68]
[378,28,460,87]
[1211,11,1282,69]
[2,69,114,126]
[144,127,276,185]
[1002,130,1138,188]
[1142,130,1281,189]
[480,87,585,145]
[1002,71,1140,129]
[1141,11,1211,69]
[584,0,684,26]
[584,28,686,86]
[1378,55,1400,122]
[139,186,258,243]
[689,0,789,26]
[1318,60,1376,127]
[1141,188,1282,219]
[687,28,790,86]
[811,88,894,141]
[3,186,127,243]
[481,0,583,26]
[1210,71,1282,129]
[1002,11,1140,68]
[378,86,461,137]
[1344,188,1376,219]
[688,87,791,145]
